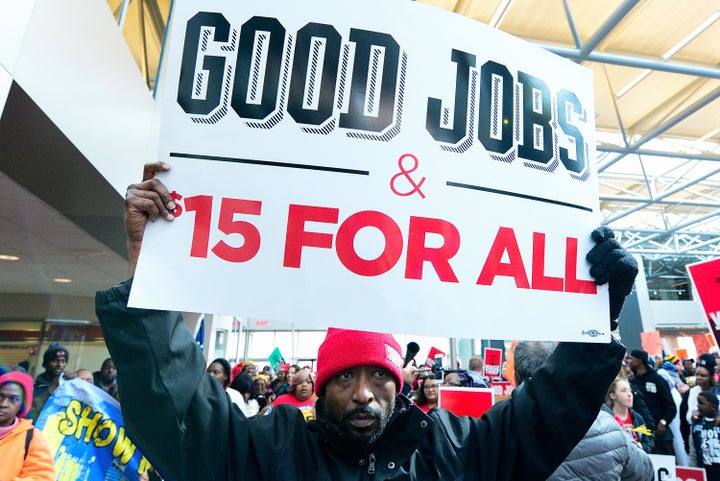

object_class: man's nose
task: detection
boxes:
[352,372,374,405]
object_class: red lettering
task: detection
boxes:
[564,237,597,294]
[531,232,563,292]
[336,211,403,276]
[405,217,459,282]
[184,195,213,258]
[283,204,339,268]
[476,227,529,288]
[211,198,262,262]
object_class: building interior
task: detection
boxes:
[0,0,718,374]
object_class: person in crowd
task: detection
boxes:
[627,348,677,456]
[271,364,290,396]
[512,342,652,481]
[93,357,119,400]
[286,364,300,390]
[681,358,697,387]
[466,356,489,388]
[0,370,55,481]
[31,343,75,419]
[251,375,274,414]
[412,374,440,413]
[241,361,257,377]
[207,358,245,408]
[687,363,719,425]
[76,368,94,383]
[94,161,637,481]
[443,371,468,387]
[689,391,720,480]
[273,369,316,421]
[658,355,690,465]
[229,373,259,418]
[607,376,653,453]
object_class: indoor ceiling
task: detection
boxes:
[1,0,718,302]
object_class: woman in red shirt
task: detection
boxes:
[273,369,316,421]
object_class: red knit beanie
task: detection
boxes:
[0,371,34,418]
[315,328,404,395]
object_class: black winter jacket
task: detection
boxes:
[96,280,625,481]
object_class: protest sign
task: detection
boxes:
[483,347,502,379]
[35,379,151,481]
[130,0,608,341]
[675,466,707,481]
[687,258,720,347]
[650,454,676,481]
[438,387,494,418]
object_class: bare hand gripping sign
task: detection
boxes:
[130,0,610,342]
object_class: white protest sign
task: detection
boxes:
[130,0,610,341]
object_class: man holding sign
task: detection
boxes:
[95,161,637,481]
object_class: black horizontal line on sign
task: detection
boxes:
[169,152,370,176]
[446,181,593,212]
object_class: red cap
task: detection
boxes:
[315,328,404,395]
[0,371,33,418]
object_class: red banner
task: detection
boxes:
[688,258,720,348]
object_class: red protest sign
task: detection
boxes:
[483,348,503,379]
[438,387,494,418]
[687,258,720,348]
[676,466,707,481]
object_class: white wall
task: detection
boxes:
[0,0,155,194]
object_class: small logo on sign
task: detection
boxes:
[581,329,604,337]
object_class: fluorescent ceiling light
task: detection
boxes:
[0,254,19,261]
[53,278,72,283]
[490,0,513,28]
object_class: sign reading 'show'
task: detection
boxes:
[130,0,609,342]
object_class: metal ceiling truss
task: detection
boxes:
[546,0,720,277]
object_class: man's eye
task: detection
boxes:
[339,372,352,379]
[374,370,388,378]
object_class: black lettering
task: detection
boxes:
[339,29,400,132]
[518,71,553,164]
[177,12,230,115]
[478,60,513,154]
[426,49,476,144]
[287,23,342,125]
[232,16,286,120]
[557,89,586,174]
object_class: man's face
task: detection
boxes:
[101,360,117,383]
[683,360,694,372]
[323,365,396,447]
[698,395,718,418]
[626,356,640,371]
[76,369,93,383]
[45,355,67,377]
[0,383,24,427]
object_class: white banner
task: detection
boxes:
[130,0,610,342]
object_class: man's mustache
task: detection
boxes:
[342,406,382,421]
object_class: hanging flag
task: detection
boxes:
[268,347,284,370]
[194,316,205,352]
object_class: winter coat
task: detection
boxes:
[546,409,653,481]
[0,418,55,481]
[96,279,625,481]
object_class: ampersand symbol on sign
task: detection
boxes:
[170,191,183,218]
[390,153,426,199]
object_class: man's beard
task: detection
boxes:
[329,403,395,447]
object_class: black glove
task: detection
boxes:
[586,227,638,329]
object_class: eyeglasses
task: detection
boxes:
[0,393,22,404]
[424,384,439,390]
